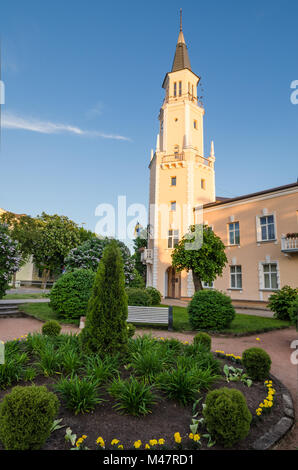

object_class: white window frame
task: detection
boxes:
[228,221,240,245]
[230,265,242,289]
[256,213,277,242]
[168,230,179,248]
[258,261,280,291]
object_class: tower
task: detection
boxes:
[145,12,216,299]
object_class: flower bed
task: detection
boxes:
[0,333,286,450]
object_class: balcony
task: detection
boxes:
[281,235,298,253]
[161,153,185,169]
[140,248,153,264]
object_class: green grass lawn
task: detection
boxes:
[18,302,291,336]
[160,305,291,335]
[4,293,48,300]
[19,302,78,326]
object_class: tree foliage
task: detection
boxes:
[0,224,21,298]
[79,241,129,356]
[65,236,135,286]
[31,213,81,286]
[171,225,227,291]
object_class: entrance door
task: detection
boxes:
[166,267,181,299]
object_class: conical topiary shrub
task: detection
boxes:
[79,240,128,356]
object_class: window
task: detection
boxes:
[174,145,179,156]
[170,201,176,211]
[229,222,240,245]
[259,215,276,241]
[203,281,214,289]
[230,265,242,289]
[171,176,176,186]
[168,230,179,248]
[174,82,177,97]
[160,121,163,133]
[201,178,206,190]
[179,81,182,96]
[262,263,278,290]
[194,120,197,129]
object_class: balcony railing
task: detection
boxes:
[141,248,153,264]
[161,153,185,164]
[281,236,298,253]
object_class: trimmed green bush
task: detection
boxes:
[126,287,151,306]
[42,320,61,336]
[188,289,235,330]
[289,296,298,330]
[49,269,95,320]
[242,347,271,381]
[127,323,136,338]
[146,286,162,305]
[193,332,211,351]
[79,241,129,355]
[203,387,252,447]
[129,269,145,288]
[0,385,59,450]
[268,285,298,321]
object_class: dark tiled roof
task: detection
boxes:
[201,182,298,209]
[171,41,191,72]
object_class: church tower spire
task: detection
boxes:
[172,9,191,72]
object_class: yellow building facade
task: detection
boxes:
[144,20,298,304]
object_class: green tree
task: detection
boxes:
[65,236,135,285]
[79,240,129,356]
[31,213,80,288]
[0,224,22,298]
[171,225,227,291]
[0,212,38,264]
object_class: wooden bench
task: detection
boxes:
[127,306,173,331]
[79,306,173,331]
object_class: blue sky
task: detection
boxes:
[0,0,297,249]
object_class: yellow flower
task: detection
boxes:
[189,433,194,440]
[145,444,150,449]
[134,440,142,449]
[96,436,105,447]
[193,434,200,442]
[149,439,157,446]
[111,439,120,445]
[118,445,124,450]
[174,432,181,444]
[256,338,260,341]
[82,435,87,439]
[158,438,165,445]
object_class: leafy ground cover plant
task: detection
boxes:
[223,365,252,387]
[108,376,157,416]
[83,354,120,385]
[55,374,103,414]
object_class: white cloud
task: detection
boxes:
[2,111,131,141]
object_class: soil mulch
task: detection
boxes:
[0,357,285,451]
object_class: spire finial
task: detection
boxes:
[180,9,182,31]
